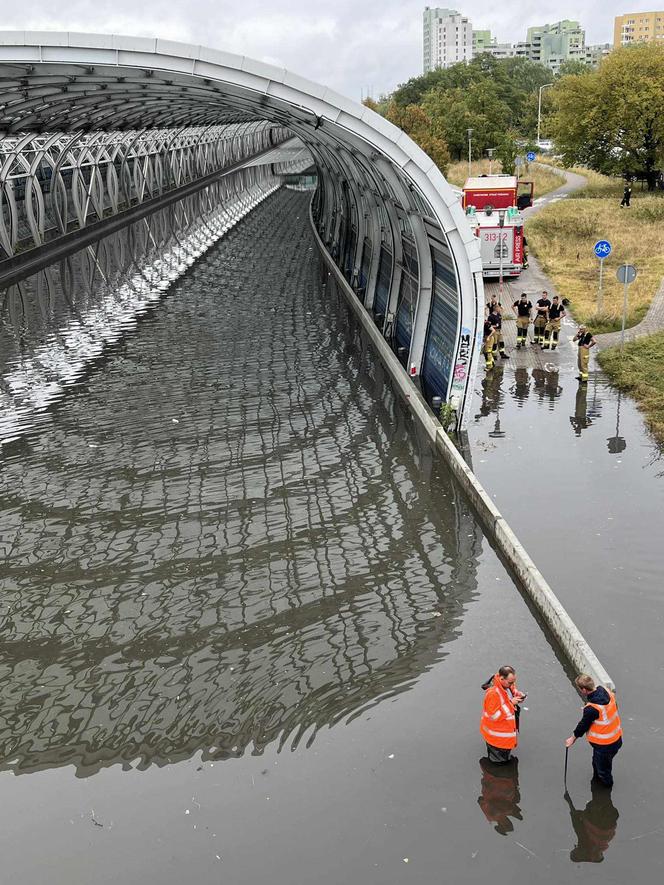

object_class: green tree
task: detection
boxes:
[557,59,588,77]
[496,132,519,175]
[552,43,664,189]
[385,102,451,173]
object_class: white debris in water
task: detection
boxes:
[388,754,395,759]
[403,858,409,863]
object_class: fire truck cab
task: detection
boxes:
[462,175,534,280]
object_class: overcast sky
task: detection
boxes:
[3,1,655,97]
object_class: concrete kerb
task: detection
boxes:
[308,198,615,692]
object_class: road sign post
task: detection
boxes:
[616,264,637,350]
[594,240,612,312]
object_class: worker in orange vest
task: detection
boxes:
[480,665,526,763]
[565,674,623,787]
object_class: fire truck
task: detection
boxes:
[462,175,534,279]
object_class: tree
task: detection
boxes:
[557,60,588,77]
[385,102,451,173]
[496,132,519,175]
[552,43,664,189]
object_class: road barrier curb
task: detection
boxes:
[309,200,614,690]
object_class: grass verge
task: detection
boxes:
[526,169,664,332]
[445,158,564,197]
[598,332,664,444]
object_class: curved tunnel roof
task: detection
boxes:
[0,32,483,421]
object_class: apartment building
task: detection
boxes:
[423,7,473,72]
[614,10,664,46]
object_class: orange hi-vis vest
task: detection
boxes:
[585,690,623,746]
[480,674,518,749]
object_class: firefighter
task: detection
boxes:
[565,674,623,788]
[543,294,565,349]
[482,316,497,370]
[512,293,532,348]
[522,233,529,269]
[487,303,509,360]
[480,665,525,763]
[573,325,596,383]
[533,290,551,345]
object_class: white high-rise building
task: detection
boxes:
[423,7,474,72]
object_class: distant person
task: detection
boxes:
[620,182,632,207]
[565,674,623,788]
[478,757,523,835]
[483,316,497,370]
[573,325,596,383]
[533,291,551,345]
[480,665,526,763]
[522,234,529,269]
[565,781,619,863]
[512,293,532,349]
[543,295,566,350]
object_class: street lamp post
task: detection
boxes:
[498,208,506,301]
[537,83,553,145]
[467,128,473,178]
[487,147,495,175]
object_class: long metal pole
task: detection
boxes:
[597,258,604,312]
[499,231,504,301]
[620,279,629,350]
[537,87,543,144]
[468,133,472,178]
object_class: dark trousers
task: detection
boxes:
[591,738,622,787]
[486,743,512,764]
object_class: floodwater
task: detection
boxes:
[0,190,662,883]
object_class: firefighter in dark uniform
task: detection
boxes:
[522,234,529,269]
[533,291,551,345]
[512,294,532,348]
[487,303,509,360]
[573,325,596,382]
[543,295,565,349]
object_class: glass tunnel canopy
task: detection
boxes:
[0,32,484,426]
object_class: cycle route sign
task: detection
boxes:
[594,240,612,259]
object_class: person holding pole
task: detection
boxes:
[573,325,596,383]
[565,674,623,788]
[480,665,526,764]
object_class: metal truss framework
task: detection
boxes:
[0,122,289,258]
[0,33,484,425]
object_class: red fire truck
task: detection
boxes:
[462,175,534,280]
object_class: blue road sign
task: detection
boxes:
[526,151,536,162]
[594,240,612,259]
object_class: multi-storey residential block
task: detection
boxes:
[423,7,473,72]
[614,10,664,46]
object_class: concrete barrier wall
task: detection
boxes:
[309,202,615,691]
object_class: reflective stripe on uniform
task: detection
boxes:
[484,727,517,739]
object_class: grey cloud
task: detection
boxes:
[8,1,623,98]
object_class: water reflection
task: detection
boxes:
[565,785,619,863]
[473,367,632,452]
[0,190,483,777]
[607,391,627,454]
[570,384,593,436]
[477,757,523,835]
